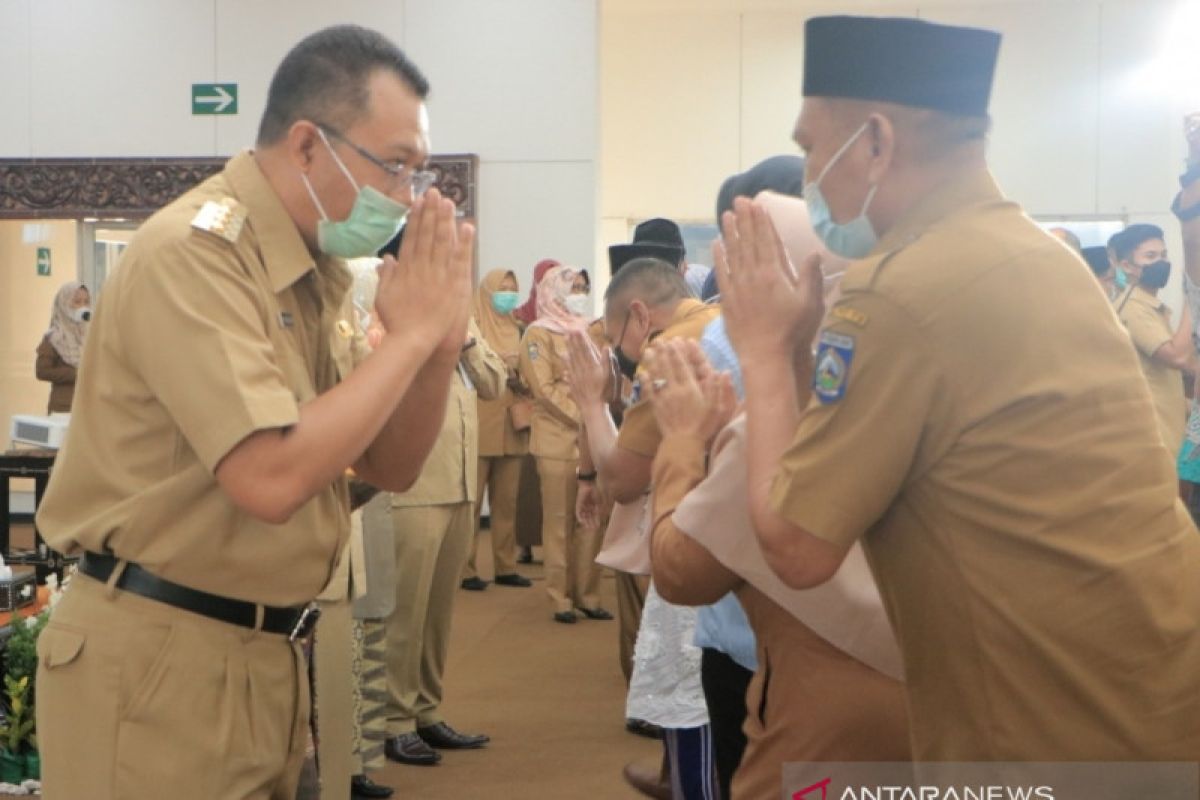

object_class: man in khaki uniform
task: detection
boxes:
[720,15,1200,761]
[568,257,721,504]
[33,26,475,800]
[383,318,505,765]
[1113,225,1192,454]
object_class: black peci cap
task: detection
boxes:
[803,16,1001,117]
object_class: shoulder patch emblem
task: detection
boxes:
[528,342,540,361]
[813,331,856,404]
[830,306,868,328]
[191,197,247,244]
[630,378,642,405]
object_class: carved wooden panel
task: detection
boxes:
[0,154,478,220]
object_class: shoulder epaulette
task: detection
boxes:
[190,197,248,244]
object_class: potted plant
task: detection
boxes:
[0,675,34,783]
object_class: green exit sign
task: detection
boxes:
[192,83,238,115]
[36,247,50,276]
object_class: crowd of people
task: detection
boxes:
[25,14,1200,800]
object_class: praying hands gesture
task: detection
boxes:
[715,196,826,363]
[565,329,618,408]
[643,339,737,447]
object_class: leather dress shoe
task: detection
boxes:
[623,760,672,800]
[553,610,577,624]
[494,573,532,587]
[384,732,441,765]
[351,773,394,798]
[460,576,489,591]
[577,606,613,620]
[417,721,490,749]
[516,546,533,564]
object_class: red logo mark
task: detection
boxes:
[794,777,832,800]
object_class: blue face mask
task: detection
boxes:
[301,129,410,259]
[491,291,520,314]
[1114,267,1129,292]
[805,122,880,259]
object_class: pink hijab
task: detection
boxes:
[513,258,560,326]
[528,265,591,335]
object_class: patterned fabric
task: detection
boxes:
[626,582,709,728]
[1180,274,1200,481]
[352,619,390,772]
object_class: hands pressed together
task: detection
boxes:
[715,196,827,364]
[642,339,737,446]
[371,188,476,362]
[565,329,619,408]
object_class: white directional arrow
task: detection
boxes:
[195,85,234,113]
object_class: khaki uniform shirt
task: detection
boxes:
[770,170,1200,760]
[476,329,529,458]
[1118,286,1188,454]
[37,151,366,607]
[391,319,506,508]
[520,325,581,461]
[617,299,721,458]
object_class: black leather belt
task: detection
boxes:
[78,552,319,640]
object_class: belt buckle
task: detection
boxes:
[288,603,321,642]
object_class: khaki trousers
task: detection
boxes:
[537,457,604,614]
[464,455,523,579]
[384,501,474,735]
[314,598,352,800]
[37,573,307,800]
[615,571,651,684]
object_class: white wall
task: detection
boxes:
[0,0,599,298]
[601,0,1194,312]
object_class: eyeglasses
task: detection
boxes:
[318,123,437,198]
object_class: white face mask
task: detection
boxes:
[564,294,591,318]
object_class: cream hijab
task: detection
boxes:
[473,269,522,359]
[672,415,904,682]
[46,281,88,368]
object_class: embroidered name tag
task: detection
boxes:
[831,306,869,328]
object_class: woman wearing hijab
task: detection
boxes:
[36,281,91,413]
[518,265,608,623]
[514,258,562,564]
[513,258,560,327]
[462,269,534,590]
[641,339,910,800]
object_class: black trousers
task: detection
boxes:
[700,647,754,800]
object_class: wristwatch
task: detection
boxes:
[576,470,598,482]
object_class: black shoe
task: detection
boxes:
[416,721,490,750]
[625,718,665,740]
[577,606,614,620]
[553,611,577,624]
[494,573,532,587]
[384,732,442,765]
[516,547,533,564]
[460,576,489,591]
[351,773,395,798]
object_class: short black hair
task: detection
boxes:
[257,25,429,146]
[604,257,690,316]
[1080,246,1110,278]
[1112,224,1165,262]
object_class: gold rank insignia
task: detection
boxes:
[831,306,869,328]
[335,319,355,339]
[190,197,248,244]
